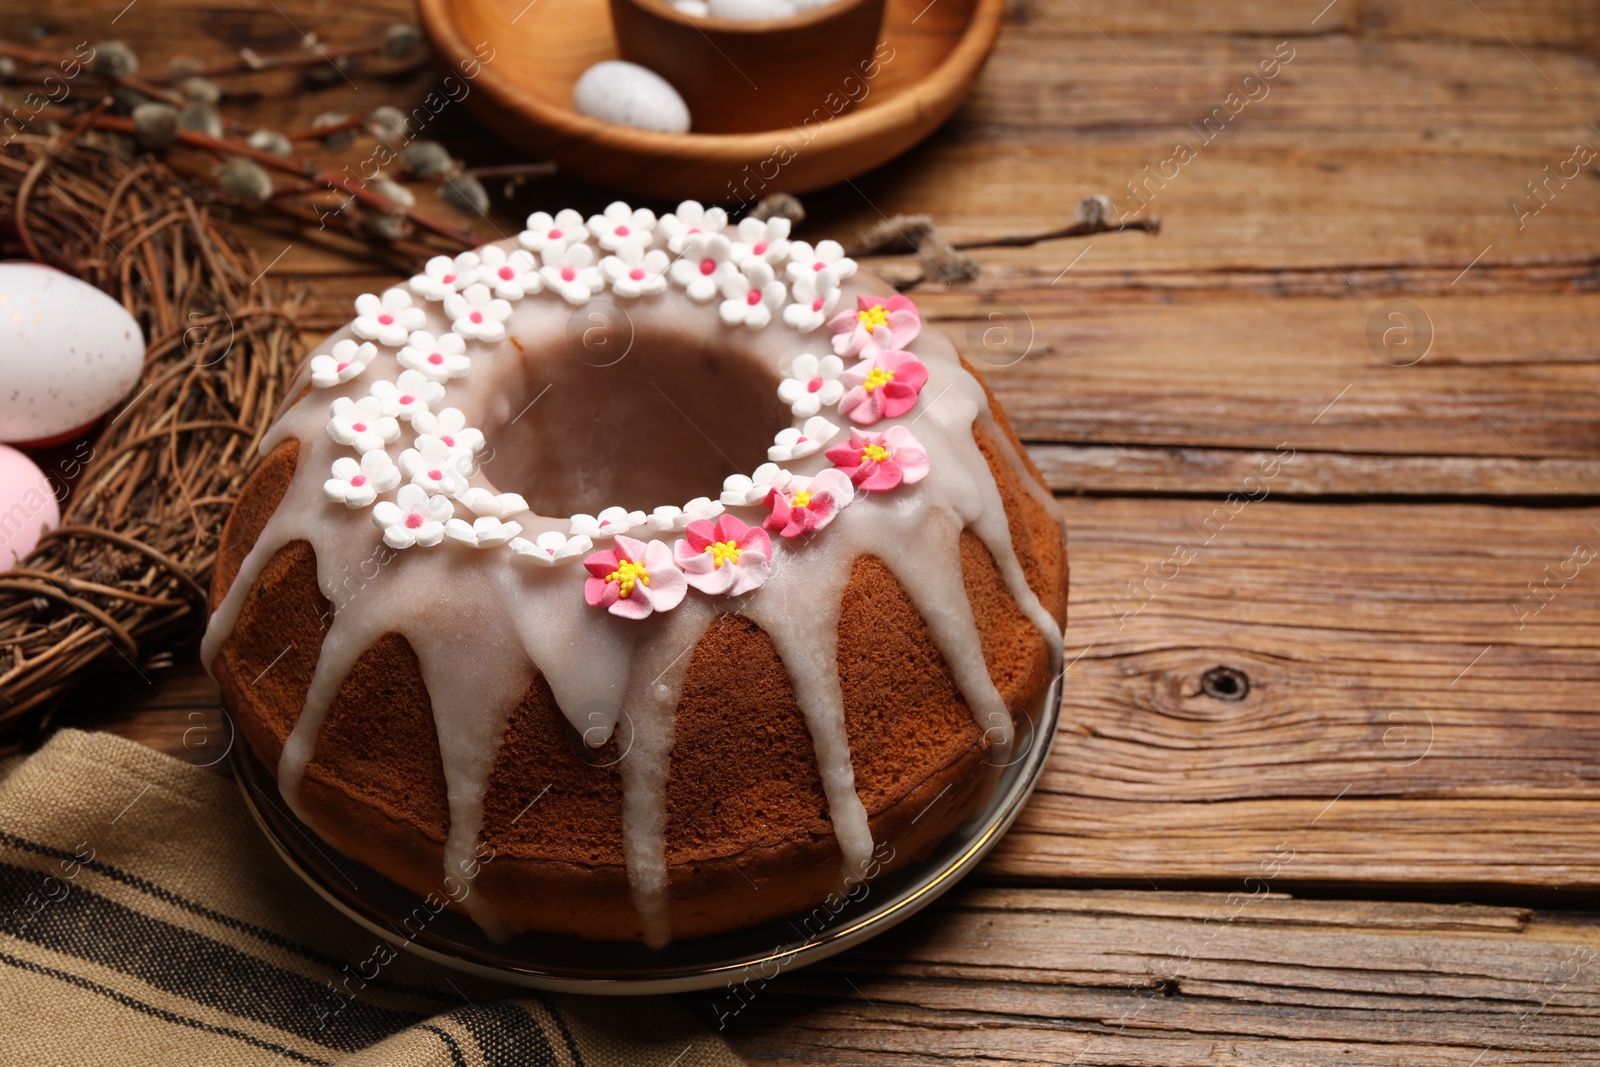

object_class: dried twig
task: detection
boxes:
[844,195,1159,287]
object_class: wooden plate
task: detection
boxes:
[417,0,1004,201]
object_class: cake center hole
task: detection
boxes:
[480,321,791,517]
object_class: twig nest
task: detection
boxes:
[401,140,454,179]
[92,40,139,78]
[441,173,490,217]
[707,0,796,17]
[384,22,424,58]
[0,445,59,568]
[246,128,292,156]
[218,156,273,206]
[0,263,145,446]
[572,61,691,134]
[131,102,180,149]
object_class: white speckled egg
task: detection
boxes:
[0,263,145,446]
[0,444,60,568]
[572,61,692,134]
[708,0,796,18]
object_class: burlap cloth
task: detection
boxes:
[0,729,744,1067]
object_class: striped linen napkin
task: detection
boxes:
[0,729,743,1067]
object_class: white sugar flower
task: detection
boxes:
[352,289,425,347]
[659,200,729,254]
[412,407,485,457]
[518,208,588,257]
[768,416,841,462]
[368,370,446,422]
[444,283,512,343]
[472,245,543,300]
[408,254,474,301]
[786,239,857,283]
[730,215,791,266]
[327,395,400,453]
[309,339,377,388]
[322,451,400,508]
[776,352,845,417]
[569,506,646,539]
[445,515,523,548]
[668,232,736,303]
[372,484,453,549]
[782,267,841,333]
[455,487,529,519]
[400,437,471,495]
[721,462,794,506]
[587,201,657,252]
[509,530,593,566]
[646,505,684,532]
[718,259,786,329]
[601,244,670,299]
[646,496,724,532]
[397,330,470,382]
[540,242,605,304]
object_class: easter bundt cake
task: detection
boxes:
[203,201,1067,945]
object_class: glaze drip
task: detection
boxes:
[202,237,1065,944]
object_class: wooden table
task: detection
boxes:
[27,0,1600,1062]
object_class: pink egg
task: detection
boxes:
[0,262,145,445]
[0,444,60,569]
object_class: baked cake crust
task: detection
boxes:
[205,204,1066,944]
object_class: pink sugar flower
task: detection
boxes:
[826,425,931,491]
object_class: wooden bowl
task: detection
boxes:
[416,0,1003,201]
[608,0,887,135]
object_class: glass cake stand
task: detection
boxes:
[232,675,1061,994]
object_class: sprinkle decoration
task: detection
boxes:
[309,200,933,619]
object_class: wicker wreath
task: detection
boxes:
[0,125,303,742]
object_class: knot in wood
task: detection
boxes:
[1200,665,1250,702]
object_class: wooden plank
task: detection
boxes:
[1032,445,1600,498]
[984,497,1600,891]
[62,662,232,773]
[956,293,1600,462]
[714,887,1600,1066]
[959,34,1594,146]
[996,0,1600,46]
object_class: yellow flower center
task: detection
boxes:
[857,304,889,331]
[791,490,812,508]
[862,367,895,394]
[604,558,650,597]
[704,539,743,568]
[862,443,892,462]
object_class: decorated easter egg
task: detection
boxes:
[0,444,60,569]
[572,61,692,134]
[0,263,145,446]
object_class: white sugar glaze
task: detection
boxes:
[202,219,1064,946]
